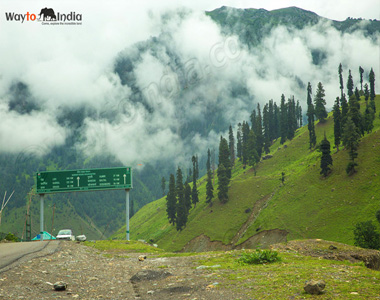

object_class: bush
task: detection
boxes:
[4,232,19,242]
[237,249,281,265]
[353,221,380,250]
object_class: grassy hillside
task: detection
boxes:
[113,96,380,252]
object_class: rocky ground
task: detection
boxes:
[0,241,247,300]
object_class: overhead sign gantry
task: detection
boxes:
[36,167,133,241]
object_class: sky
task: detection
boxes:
[0,0,379,167]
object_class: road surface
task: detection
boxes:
[0,240,60,272]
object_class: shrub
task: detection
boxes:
[353,221,380,250]
[237,249,281,265]
[4,232,19,242]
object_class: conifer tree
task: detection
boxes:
[359,66,364,91]
[184,182,192,215]
[274,102,280,139]
[206,148,211,171]
[192,155,199,208]
[247,130,259,171]
[369,68,376,114]
[262,103,271,154]
[342,117,360,175]
[254,103,264,157]
[314,82,328,123]
[241,122,250,165]
[307,82,317,149]
[236,124,242,160]
[161,176,166,196]
[369,68,376,101]
[364,103,375,134]
[347,69,354,99]
[340,94,349,129]
[333,97,341,151]
[206,169,214,206]
[228,125,235,167]
[176,167,187,231]
[319,134,333,177]
[217,164,229,203]
[348,95,363,135]
[280,94,288,144]
[287,96,297,139]
[166,174,177,225]
[364,83,370,101]
[268,100,275,140]
[339,63,344,98]
[218,136,231,179]
[355,87,361,102]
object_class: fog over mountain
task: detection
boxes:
[0,3,379,168]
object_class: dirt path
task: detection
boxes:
[0,241,246,299]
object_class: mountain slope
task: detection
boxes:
[113,95,380,251]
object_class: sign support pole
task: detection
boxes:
[126,189,130,241]
[40,194,44,241]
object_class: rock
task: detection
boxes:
[262,155,273,160]
[53,281,67,291]
[138,255,147,261]
[304,280,326,295]
[329,245,338,250]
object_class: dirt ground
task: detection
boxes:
[0,241,246,300]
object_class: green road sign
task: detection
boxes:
[36,167,132,194]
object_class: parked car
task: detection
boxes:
[56,229,75,241]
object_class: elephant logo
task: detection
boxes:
[39,7,56,21]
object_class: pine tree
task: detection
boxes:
[247,130,259,171]
[340,94,349,129]
[339,63,344,98]
[229,125,235,167]
[364,103,375,134]
[319,134,333,177]
[236,124,242,160]
[287,96,297,139]
[348,95,363,135]
[206,169,214,206]
[268,100,275,140]
[191,179,199,208]
[241,122,250,165]
[161,176,166,196]
[184,182,192,215]
[262,103,271,154]
[206,148,211,171]
[176,167,187,231]
[369,68,376,101]
[217,164,229,203]
[333,97,341,151]
[192,155,199,208]
[364,83,370,101]
[355,87,361,102]
[347,69,354,99]
[253,103,264,157]
[274,102,280,139]
[166,174,177,225]
[280,94,288,144]
[342,117,360,175]
[307,82,317,149]
[314,82,328,123]
[218,136,231,179]
[359,66,364,91]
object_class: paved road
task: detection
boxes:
[0,240,60,272]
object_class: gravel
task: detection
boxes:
[0,241,246,299]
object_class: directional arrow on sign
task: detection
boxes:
[77,177,80,186]
[123,174,126,184]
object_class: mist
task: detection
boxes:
[0,3,379,168]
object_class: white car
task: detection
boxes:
[56,229,75,241]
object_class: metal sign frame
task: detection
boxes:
[35,167,132,241]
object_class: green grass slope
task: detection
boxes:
[113,96,380,252]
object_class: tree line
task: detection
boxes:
[164,64,376,229]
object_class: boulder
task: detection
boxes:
[304,280,326,295]
[53,281,67,291]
